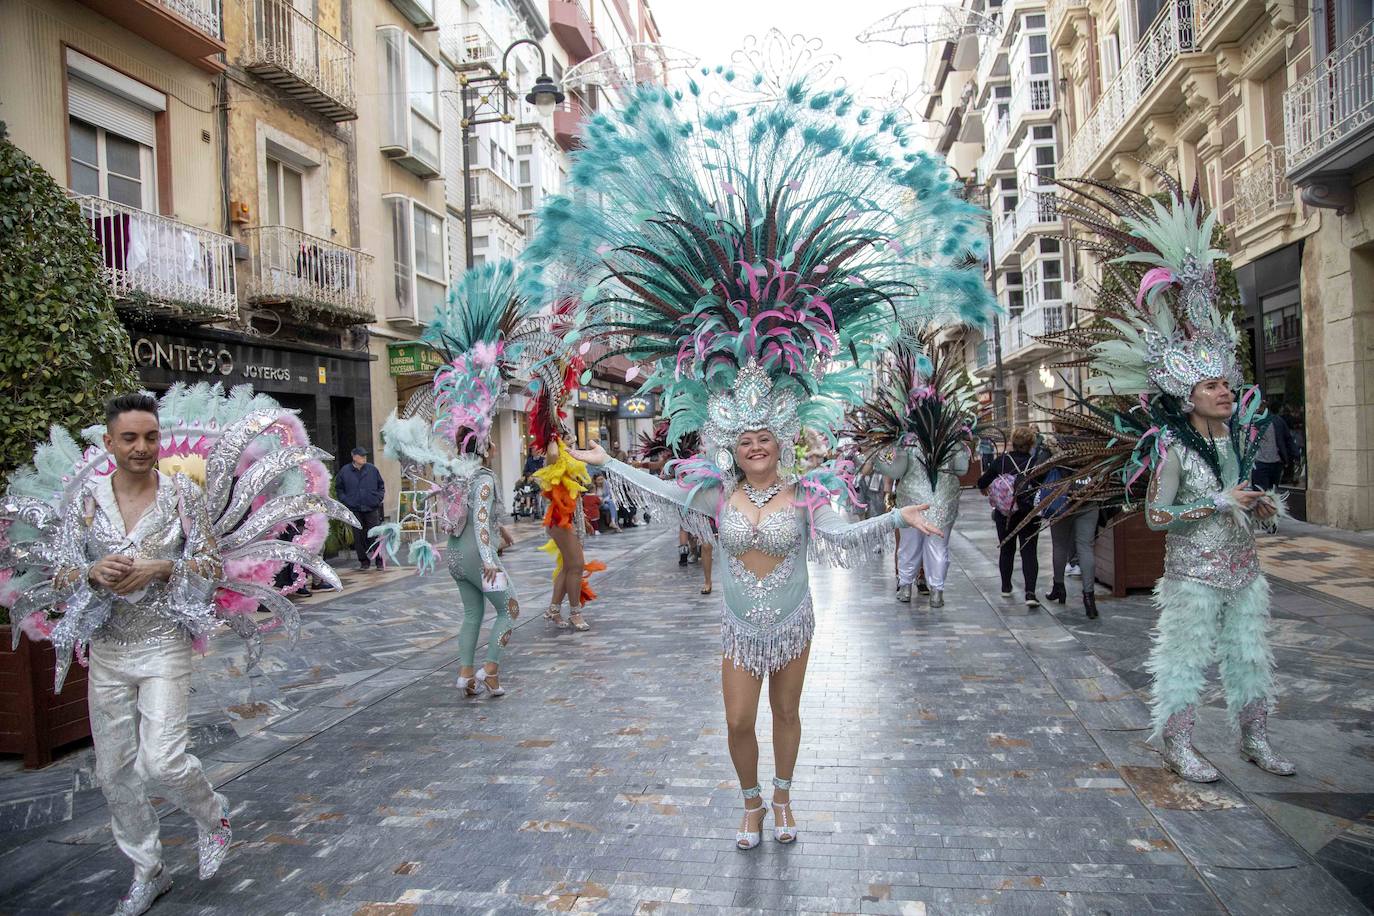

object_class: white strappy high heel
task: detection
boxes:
[455,673,486,697]
[735,785,765,850]
[771,776,798,844]
[479,667,506,697]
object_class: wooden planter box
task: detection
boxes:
[0,627,91,768]
[1093,513,1166,597]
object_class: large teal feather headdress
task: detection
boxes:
[522,65,996,477]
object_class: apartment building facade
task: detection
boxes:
[1,0,376,470]
[932,0,1372,528]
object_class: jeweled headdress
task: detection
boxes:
[520,51,997,488]
[1046,171,1242,403]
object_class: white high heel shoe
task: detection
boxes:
[771,776,798,844]
[455,673,486,697]
[735,785,765,851]
[479,668,507,697]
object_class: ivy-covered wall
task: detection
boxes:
[0,125,139,481]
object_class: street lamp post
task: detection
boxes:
[455,38,565,269]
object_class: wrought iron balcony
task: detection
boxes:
[243,0,356,121]
[1010,75,1054,127]
[1060,1,1198,178]
[241,226,374,325]
[467,168,523,230]
[1001,304,1066,359]
[1284,21,1374,188]
[440,19,500,73]
[74,195,236,321]
[1229,143,1295,228]
[75,0,225,70]
[1046,0,1088,42]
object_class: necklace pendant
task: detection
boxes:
[742,481,782,509]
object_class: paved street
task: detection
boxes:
[1,498,1372,915]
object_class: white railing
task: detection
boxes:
[467,167,521,227]
[1230,143,1293,226]
[978,112,1011,179]
[157,0,222,39]
[441,19,500,71]
[1195,0,1226,32]
[1010,75,1054,124]
[1061,1,1197,178]
[976,24,1005,88]
[1002,303,1066,355]
[74,196,236,320]
[1284,20,1374,173]
[245,0,355,114]
[1047,0,1087,37]
[242,226,373,322]
[995,192,1058,256]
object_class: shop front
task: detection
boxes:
[1236,243,1307,519]
[128,323,374,469]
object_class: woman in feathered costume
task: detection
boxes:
[849,332,978,608]
[370,261,539,697]
[523,64,994,849]
[524,300,606,632]
[0,384,355,912]
[1028,172,1294,782]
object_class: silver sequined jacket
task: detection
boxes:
[55,472,222,647]
[1146,439,1261,592]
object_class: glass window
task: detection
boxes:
[69,119,100,196]
[266,157,305,229]
[1039,237,1060,253]
[1032,125,1054,140]
[390,197,413,315]
[378,27,439,173]
[68,117,151,208]
[413,205,444,280]
[472,235,489,249]
[1026,13,1045,27]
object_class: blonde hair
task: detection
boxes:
[1011,427,1036,452]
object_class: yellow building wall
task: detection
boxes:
[0,0,221,231]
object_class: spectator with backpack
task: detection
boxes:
[977,427,1046,608]
[1040,459,1101,619]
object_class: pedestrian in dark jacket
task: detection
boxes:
[336,447,386,569]
[977,427,1047,608]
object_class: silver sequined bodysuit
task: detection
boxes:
[604,459,908,676]
[877,446,970,532]
[59,471,221,647]
[1146,438,1260,592]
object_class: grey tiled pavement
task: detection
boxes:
[1,500,1371,915]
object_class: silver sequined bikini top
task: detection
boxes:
[718,503,804,559]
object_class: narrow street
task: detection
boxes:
[1,497,1370,914]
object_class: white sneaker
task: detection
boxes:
[1066,563,1082,578]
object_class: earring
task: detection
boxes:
[1182,399,1195,413]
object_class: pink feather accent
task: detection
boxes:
[19,611,54,642]
[1136,267,1176,309]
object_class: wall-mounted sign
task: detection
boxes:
[133,337,234,377]
[572,386,619,410]
[387,341,444,377]
[617,394,655,418]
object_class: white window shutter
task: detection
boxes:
[68,76,157,148]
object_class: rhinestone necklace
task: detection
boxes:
[742,480,784,509]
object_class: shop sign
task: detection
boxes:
[617,394,656,418]
[387,341,444,376]
[133,336,234,377]
[572,387,619,410]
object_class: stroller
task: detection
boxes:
[512,479,542,519]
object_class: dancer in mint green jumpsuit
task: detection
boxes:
[444,466,518,689]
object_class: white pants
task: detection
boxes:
[88,638,224,881]
[897,525,952,590]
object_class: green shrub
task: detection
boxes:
[0,124,138,482]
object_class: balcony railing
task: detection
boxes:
[1061,1,1197,178]
[440,19,500,72]
[1047,0,1088,39]
[1010,75,1054,125]
[1230,143,1293,227]
[1284,20,1374,175]
[1002,304,1066,356]
[554,97,591,151]
[468,168,522,229]
[74,195,236,321]
[243,0,356,120]
[1195,0,1225,32]
[241,226,374,325]
[994,192,1058,258]
[155,0,223,39]
[978,113,1011,180]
